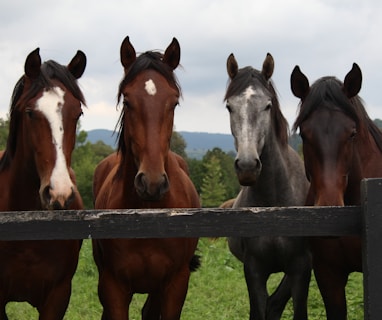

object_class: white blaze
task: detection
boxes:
[239,86,256,146]
[145,79,157,96]
[36,87,73,194]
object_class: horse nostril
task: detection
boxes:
[160,174,170,195]
[135,172,146,195]
[234,159,240,171]
[42,185,51,205]
[255,158,261,170]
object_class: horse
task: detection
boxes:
[92,36,200,320]
[0,48,86,319]
[290,63,382,319]
[224,53,311,320]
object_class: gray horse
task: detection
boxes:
[224,53,311,320]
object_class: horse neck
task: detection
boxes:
[250,138,300,206]
[343,132,382,205]
[0,158,42,211]
[356,131,382,176]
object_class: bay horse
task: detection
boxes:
[290,63,382,319]
[0,48,86,319]
[92,36,200,320]
[224,53,311,320]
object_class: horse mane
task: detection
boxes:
[292,77,382,153]
[224,66,289,147]
[0,60,86,171]
[116,51,182,157]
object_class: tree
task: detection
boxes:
[200,155,227,207]
[72,134,115,208]
[170,131,187,159]
[0,117,9,150]
[203,148,240,200]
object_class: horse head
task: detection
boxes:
[8,48,86,209]
[117,37,181,201]
[291,64,363,206]
[225,53,287,186]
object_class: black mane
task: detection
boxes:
[224,66,289,147]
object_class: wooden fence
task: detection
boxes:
[0,178,382,319]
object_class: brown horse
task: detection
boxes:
[0,48,86,319]
[290,63,382,319]
[92,36,200,320]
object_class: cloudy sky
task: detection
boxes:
[0,0,381,134]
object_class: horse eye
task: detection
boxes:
[350,128,357,139]
[77,111,84,120]
[25,108,34,118]
[226,104,232,113]
[265,103,272,111]
[123,100,130,109]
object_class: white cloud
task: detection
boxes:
[0,0,381,134]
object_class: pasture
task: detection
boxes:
[6,238,363,319]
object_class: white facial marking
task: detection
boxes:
[36,87,73,194]
[228,85,270,160]
[145,79,157,96]
[239,86,256,147]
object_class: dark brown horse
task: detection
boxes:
[92,36,200,320]
[0,48,86,319]
[290,63,382,319]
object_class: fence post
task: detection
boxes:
[361,178,382,320]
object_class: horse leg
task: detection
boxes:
[141,293,161,320]
[159,268,190,320]
[314,265,348,320]
[266,275,291,320]
[0,301,8,320]
[98,271,132,320]
[244,259,268,320]
[37,280,72,320]
[290,262,311,320]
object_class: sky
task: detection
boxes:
[0,0,381,134]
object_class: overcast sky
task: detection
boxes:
[0,0,381,134]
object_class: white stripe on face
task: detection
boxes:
[36,87,73,193]
[238,86,256,146]
[145,79,157,96]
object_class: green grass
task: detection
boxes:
[5,238,364,319]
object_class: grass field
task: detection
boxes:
[6,238,364,319]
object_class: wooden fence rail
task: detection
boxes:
[0,178,381,319]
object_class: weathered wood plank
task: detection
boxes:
[362,178,382,320]
[0,206,361,240]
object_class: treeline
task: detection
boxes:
[0,118,240,209]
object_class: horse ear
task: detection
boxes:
[227,53,238,79]
[261,53,274,80]
[290,66,310,99]
[343,63,362,98]
[120,36,136,73]
[68,50,87,79]
[24,48,41,79]
[163,37,181,70]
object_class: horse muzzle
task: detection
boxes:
[234,157,262,186]
[41,185,76,210]
[134,171,170,201]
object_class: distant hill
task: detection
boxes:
[86,129,306,159]
[179,131,235,159]
[86,129,235,158]
[87,129,118,148]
